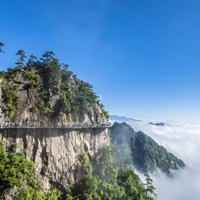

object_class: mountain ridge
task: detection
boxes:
[109,115,140,122]
[110,122,185,175]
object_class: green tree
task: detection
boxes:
[0,42,5,54]
[61,63,69,71]
[144,174,156,200]
[1,48,109,125]
[0,141,60,200]
[66,146,156,200]
[0,141,42,199]
[41,51,61,91]
[15,50,27,68]
[1,84,21,119]
[24,54,37,71]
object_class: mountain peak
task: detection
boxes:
[110,122,185,175]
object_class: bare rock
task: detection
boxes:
[0,127,110,193]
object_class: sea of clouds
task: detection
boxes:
[111,118,200,200]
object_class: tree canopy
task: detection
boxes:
[65,146,156,200]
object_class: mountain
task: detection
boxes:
[110,122,185,175]
[109,115,140,122]
[0,50,110,196]
[149,122,166,126]
[0,51,108,126]
[0,49,156,200]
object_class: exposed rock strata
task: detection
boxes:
[0,127,109,192]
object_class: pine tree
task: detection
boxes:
[24,54,37,71]
[0,42,5,54]
[15,50,27,68]
[144,173,157,199]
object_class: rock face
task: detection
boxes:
[110,122,185,175]
[0,127,109,193]
[0,61,109,127]
[0,54,110,198]
[0,73,106,126]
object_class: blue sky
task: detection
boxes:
[0,0,200,120]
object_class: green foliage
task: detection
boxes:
[0,142,34,190]
[0,140,156,200]
[82,152,90,168]
[133,131,185,174]
[15,50,27,68]
[0,141,60,200]
[0,71,6,77]
[0,42,5,54]
[1,48,108,124]
[24,54,37,71]
[1,84,21,119]
[144,174,157,199]
[110,122,185,175]
[98,102,109,120]
[77,131,80,139]
[43,190,61,200]
[25,71,40,87]
[41,51,61,91]
[66,146,156,200]
[4,68,19,80]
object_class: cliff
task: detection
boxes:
[0,51,108,126]
[0,51,110,197]
[0,127,109,193]
[110,122,185,175]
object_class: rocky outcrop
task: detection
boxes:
[0,127,109,193]
[0,64,108,126]
[0,74,106,126]
[0,52,111,198]
[0,52,110,199]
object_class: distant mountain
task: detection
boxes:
[149,122,166,127]
[109,115,140,122]
[110,122,185,175]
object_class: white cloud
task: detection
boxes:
[112,118,200,200]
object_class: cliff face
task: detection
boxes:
[0,73,106,126]
[0,52,110,197]
[0,52,109,126]
[0,127,109,193]
[110,122,185,175]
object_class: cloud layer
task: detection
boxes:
[111,118,200,200]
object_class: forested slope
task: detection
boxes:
[110,122,185,175]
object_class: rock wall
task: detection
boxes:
[0,127,109,193]
[0,73,107,126]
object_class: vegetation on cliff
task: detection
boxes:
[0,43,157,199]
[0,43,109,124]
[65,146,156,200]
[0,142,156,200]
[0,141,60,200]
